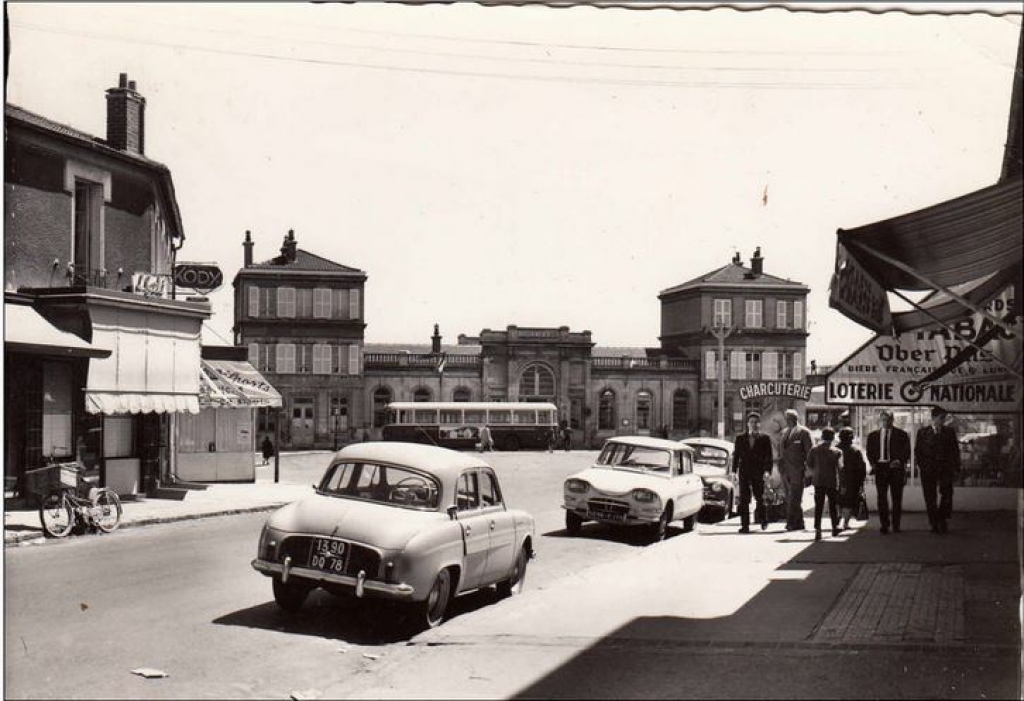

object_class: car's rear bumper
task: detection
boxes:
[251,558,416,601]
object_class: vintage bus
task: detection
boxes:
[382,402,559,452]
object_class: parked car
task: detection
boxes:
[562,436,702,542]
[251,442,535,630]
[681,437,737,520]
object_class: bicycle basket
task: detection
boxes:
[22,464,61,501]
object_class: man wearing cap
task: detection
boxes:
[732,411,773,533]
[915,407,961,534]
[866,409,911,534]
[780,408,813,531]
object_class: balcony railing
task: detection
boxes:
[591,356,698,372]
[363,353,482,369]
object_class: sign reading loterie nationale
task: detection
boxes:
[828,241,892,334]
[825,287,1021,413]
[738,381,812,402]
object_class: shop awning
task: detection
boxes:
[4,303,111,358]
[199,359,282,408]
[890,266,1022,333]
[837,178,1023,292]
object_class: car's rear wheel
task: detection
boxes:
[420,568,453,629]
[273,577,311,612]
[496,544,529,598]
[650,504,673,543]
[504,435,521,452]
[565,510,583,536]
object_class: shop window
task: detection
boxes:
[598,389,616,431]
[636,391,653,430]
[42,362,73,458]
[103,416,136,458]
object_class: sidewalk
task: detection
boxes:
[3,454,327,546]
[334,507,1022,700]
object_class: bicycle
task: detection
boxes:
[38,464,122,538]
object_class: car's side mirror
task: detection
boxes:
[446,505,459,521]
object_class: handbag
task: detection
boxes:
[856,489,869,521]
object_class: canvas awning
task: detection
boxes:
[199,359,282,409]
[890,266,1022,333]
[4,303,111,358]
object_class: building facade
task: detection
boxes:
[232,231,367,450]
[232,241,808,450]
[4,74,211,498]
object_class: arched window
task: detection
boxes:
[519,363,555,400]
[672,390,690,431]
[636,391,653,430]
[598,389,616,430]
[452,387,471,402]
[413,387,432,403]
[372,386,392,428]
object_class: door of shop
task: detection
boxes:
[291,397,315,447]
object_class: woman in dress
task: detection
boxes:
[836,426,867,530]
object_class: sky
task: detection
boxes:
[4,2,1021,365]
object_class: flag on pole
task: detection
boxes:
[437,353,446,374]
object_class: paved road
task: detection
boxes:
[4,450,709,699]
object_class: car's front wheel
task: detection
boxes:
[273,577,311,612]
[496,544,529,598]
[650,504,673,543]
[565,510,583,536]
[726,490,735,519]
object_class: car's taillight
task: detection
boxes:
[565,479,590,494]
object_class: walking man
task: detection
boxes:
[807,427,844,540]
[916,406,960,534]
[866,409,911,534]
[732,412,773,534]
[780,409,813,531]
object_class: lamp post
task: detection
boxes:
[707,324,737,440]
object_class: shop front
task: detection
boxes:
[176,347,282,482]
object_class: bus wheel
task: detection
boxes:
[504,436,521,452]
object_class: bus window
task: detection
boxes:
[489,410,512,424]
[440,409,462,425]
[536,410,551,424]
[464,409,486,424]
[513,410,536,425]
[386,409,397,425]
[414,409,438,424]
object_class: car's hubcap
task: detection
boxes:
[427,571,450,624]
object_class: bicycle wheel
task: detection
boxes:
[90,489,122,533]
[39,492,74,538]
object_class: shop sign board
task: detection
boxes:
[173,262,223,292]
[829,242,892,334]
[131,272,170,298]
[738,381,812,402]
[825,287,1021,413]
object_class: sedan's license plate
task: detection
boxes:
[589,509,627,522]
[308,538,347,574]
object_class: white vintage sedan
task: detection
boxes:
[682,437,737,521]
[562,436,703,542]
[252,442,535,630]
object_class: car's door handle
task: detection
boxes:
[489,520,496,531]
[464,524,472,534]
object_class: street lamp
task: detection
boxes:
[332,404,340,451]
[705,323,738,440]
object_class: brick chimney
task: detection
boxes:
[106,73,146,155]
[280,230,297,264]
[243,230,253,268]
[750,247,764,276]
[431,324,442,354]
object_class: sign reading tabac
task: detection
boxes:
[825,287,1021,413]
[738,381,812,402]
[829,241,892,334]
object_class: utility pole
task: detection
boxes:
[708,324,736,440]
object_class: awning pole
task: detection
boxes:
[845,240,1015,334]
[890,288,1023,382]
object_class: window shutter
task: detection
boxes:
[248,287,259,318]
[349,344,360,375]
[276,344,285,373]
[763,351,777,380]
[248,343,259,367]
[705,350,716,380]
[776,300,787,329]
[730,351,746,380]
[794,352,804,380]
[335,289,348,320]
[259,287,269,317]
[349,289,360,319]
[794,301,804,329]
[265,344,274,373]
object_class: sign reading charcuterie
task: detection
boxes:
[173,262,223,292]
[738,381,812,402]
[828,241,892,334]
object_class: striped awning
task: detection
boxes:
[199,360,282,408]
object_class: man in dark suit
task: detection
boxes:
[732,412,774,534]
[915,406,961,534]
[866,409,912,534]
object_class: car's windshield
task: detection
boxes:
[318,462,441,510]
[689,445,729,468]
[597,443,673,473]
